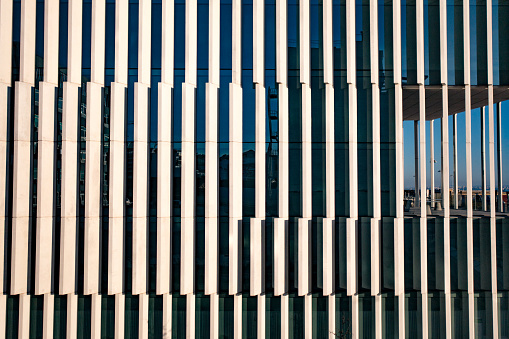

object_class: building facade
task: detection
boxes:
[0,0,508,337]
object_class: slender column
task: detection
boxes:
[323,0,335,304]
[42,294,54,339]
[478,108,485,212]
[60,0,82,295]
[162,294,172,339]
[299,8,312,336]
[0,0,13,85]
[453,115,458,209]
[181,0,197,297]
[430,121,435,208]
[84,0,106,296]
[417,0,429,333]
[108,0,128,296]
[35,0,59,297]
[114,294,125,339]
[91,294,102,339]
[496,102,503,212]
[440,0,451,333]
[414,121,420,208]
[210,293,219,339]
[205,0,219,299]
[346,0,359,334]
[393,0,405,333]
[0,295,5,338]
[67,294,78,339]
[251,3,266,335]
[0,0,13,299]
[275,0,289,334]
[157,0,174,299]
[18,293,30,339]
[463,0,474,335]
[132,0,151,299]
[205,12,219,339]
[12,0,36,297]
[487,0,499,334]
[139,293,149,339]
[233,294,242,339]
[369,0,382,334]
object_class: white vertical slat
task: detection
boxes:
[157,82,172,295]
[233,294,242,339]
[60,81,79,295]
[229,0,243,298]
[439,0,452,334]
[205,83,219,295]
[60,0,82,295]
[205,0,220,298]
[251,0,266,299]
[232,0,241,84]
[328,295,335,339]
[35,5,59,299]
[229,82,243,295]
[0,83,8,295]
[414,121,419,208]
[0,295,5,338]
[257,295,265,339]
[430,122,434,207]
[442,85,452,339]
[181,0,197,296]
[210,293,219,339]
[253,0,264,85]
[132,82,149,295]
[497,102,502,212]
[18,293,30,339]
[132,0,151,296]
[115,293,125,339]
[486,0,498,332]
[416,0,428,333]
[346,8,358,339]
[157,0,174,298]
[84,0,106,296]
[275,0,289,334]
[304,294,312,339]
[162,0,175,86]
[180,84,196,295]
[12,0,36,296]
[162,293,172,339]
[108,0,128,295]
[186,294,196,339]
[481,107,487,211]
[323,0,335,299]
[42,294,54,339]
[84,81,103,295]
[36,0,59,294]
[370,2,381,332]
[298,218,311,296]
[67,294,78,339]
[281,294,289,339]
[139,293,149,339]
[115,0,129,85]
[462,0,474,335]
[108,83,126,294]
[91,294,101,339]
[0,0,13,84]
[35,81,56,295]
[250,218,264,296]
[453,115,458,209]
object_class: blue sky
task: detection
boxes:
[403,101,509,189]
